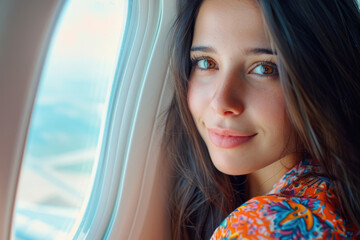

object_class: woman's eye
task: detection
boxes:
[251,63,278,76]
[193,58,217,70]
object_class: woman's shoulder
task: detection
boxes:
[211,163,360,240]
[211,193,359,239]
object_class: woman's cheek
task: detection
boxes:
[187,78,204,117]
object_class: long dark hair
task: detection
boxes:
[163,0,360,239]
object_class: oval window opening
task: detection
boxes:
[13,0,127,239]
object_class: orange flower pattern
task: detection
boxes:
[211,159,360,239]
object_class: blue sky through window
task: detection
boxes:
[14,0,127,239]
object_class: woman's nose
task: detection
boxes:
[210,73,244,116]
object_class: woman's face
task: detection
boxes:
[188,0,299,176]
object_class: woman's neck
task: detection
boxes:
[246,153,302,199]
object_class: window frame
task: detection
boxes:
[73,0,175,238]
[0,0,175,238]
[0,0,66,239]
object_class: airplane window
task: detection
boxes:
[12,0,127,239]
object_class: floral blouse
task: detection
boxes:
[211,159,360,239]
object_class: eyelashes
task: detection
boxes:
[190,55,279,77]
[190,56,218,70]
[250,61,278,76]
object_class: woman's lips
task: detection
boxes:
[208,128,256,149]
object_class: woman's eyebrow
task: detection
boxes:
[190,46,216,53]
[190,46,277,55]
[246,48,277,55]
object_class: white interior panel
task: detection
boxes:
[0,1,64,239]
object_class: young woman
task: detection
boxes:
[163,0,360,239]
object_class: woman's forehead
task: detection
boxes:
[192,0,270,54]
